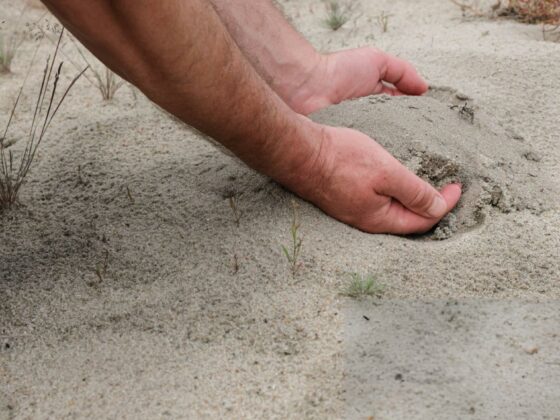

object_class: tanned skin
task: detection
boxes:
[41,0,461,234]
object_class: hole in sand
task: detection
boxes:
[404,151,490,241]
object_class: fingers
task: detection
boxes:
[359,183,461,235]
[384,200,443,234]
[382,184,462,234]
[374,50,429,95]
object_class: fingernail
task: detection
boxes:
[427,195,447,218]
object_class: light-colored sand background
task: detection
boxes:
[1,0,559,418]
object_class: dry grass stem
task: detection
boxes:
[377,11,393,32]
[281,200,303,276]
[228,195,242,227]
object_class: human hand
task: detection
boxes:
[286,124,461,234]
[288,47,429,115]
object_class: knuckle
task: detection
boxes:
[408,183,433,211]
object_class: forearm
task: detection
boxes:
[209,0,322,106]
[41,0,319,185]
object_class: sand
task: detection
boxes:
[1,0,559,418]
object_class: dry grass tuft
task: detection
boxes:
[40,28,125,100]
[508,0,560,23]
[0,8,30,74]
[66,35,125,101]
[451,0,560,23]
[0,32,22,73]
[451,0,560,39]
[0,30,86,209]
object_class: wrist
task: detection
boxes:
[264,114,328,199]
[273,51,327,114]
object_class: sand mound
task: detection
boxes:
[311,90,549,239]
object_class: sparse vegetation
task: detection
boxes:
[69,37,125,101]
[377,11,393,33]
[281,200,303,276]
[0,30,86,209]
[509,0,560,23]
[342,273,386,299]
[0,8,28,74]
[90,65,124,101]
[451,0,560,22]
[511,0,560,38]
[0,31,23,73]
[40,29,125,100]
[324,0,353,31]
[450,0,560,40]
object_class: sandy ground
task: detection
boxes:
[1,0,559,418]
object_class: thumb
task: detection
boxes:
[374,50,429,96]
[376,160,461,219]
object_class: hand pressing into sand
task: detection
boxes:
[287,123,462,234]
[42,0,460,234]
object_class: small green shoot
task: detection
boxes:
[324,1,353,31]
[281,200,303,276]
[342,273,386,298]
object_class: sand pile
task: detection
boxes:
[312,88,550,239]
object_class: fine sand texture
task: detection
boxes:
[1,0,560,419]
